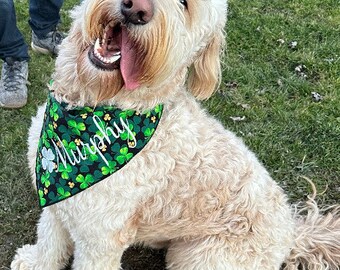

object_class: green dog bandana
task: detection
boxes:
[36,94,163,207]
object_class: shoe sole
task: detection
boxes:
[31,42,51,55]
[0,100,27,109]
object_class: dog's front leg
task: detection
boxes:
[72,242,125,270]
[11,207,73,270]
[71,223,136,270]
[67,208,138,270]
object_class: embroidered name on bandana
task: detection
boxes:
[36,94,163,207]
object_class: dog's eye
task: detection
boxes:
[180,0,188,8]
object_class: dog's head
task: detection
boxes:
[54,0,227,105]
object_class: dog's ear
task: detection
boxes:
[187,31,225,100]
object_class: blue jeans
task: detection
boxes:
[0,0,63,61]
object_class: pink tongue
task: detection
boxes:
[121,28,140,90]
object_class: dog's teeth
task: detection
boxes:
[94,49,101,58]
[93,38,121,64]
[94,38,101,51]
[108,54,121,63]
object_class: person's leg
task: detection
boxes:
[28,0,63,38]
[0,0,29,108]
[29,0,64,55]
[0,0,29,61]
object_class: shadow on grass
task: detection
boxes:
[62,246,167,270]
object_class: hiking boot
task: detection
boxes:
[31,29,64,55]
[0,58,28,108]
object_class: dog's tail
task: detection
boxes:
[283,178,340,270]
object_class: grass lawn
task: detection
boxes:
[1,0,339,269]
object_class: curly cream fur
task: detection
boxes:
[284,180,340,270]
[11,0,340,269]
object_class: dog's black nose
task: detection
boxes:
[121,0,154,25]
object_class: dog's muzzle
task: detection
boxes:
[88,0,154,90]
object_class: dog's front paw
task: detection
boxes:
[11,244,41,270]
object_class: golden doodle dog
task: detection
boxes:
[11,0,340,269]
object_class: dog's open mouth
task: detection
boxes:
[88,23,141,90]
[88,23,122,71]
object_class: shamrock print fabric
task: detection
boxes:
[36,93,163,207]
